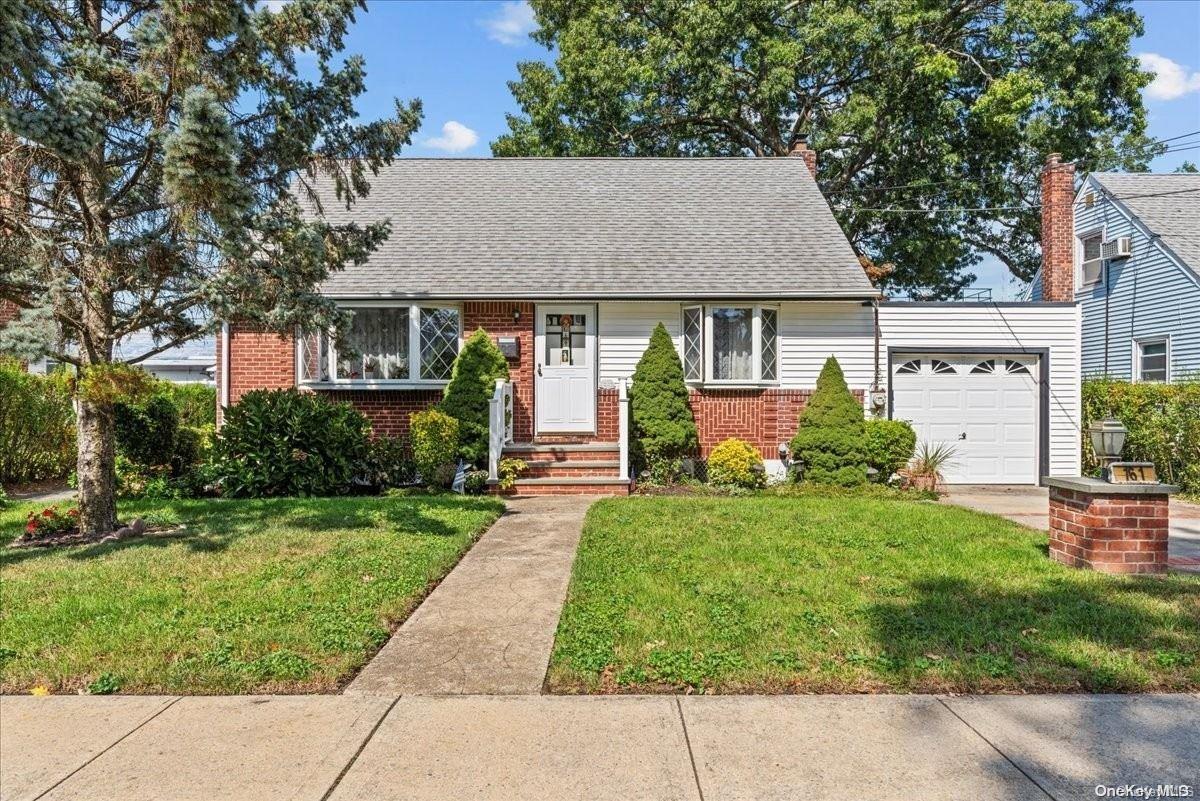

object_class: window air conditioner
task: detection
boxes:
[1102,236,1132,259]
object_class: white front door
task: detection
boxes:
[891,353,1039,484]
[535,305,596,433]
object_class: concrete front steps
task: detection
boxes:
[496,442,631,496]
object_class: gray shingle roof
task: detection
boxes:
[1092,173,1200,273]
[308,158,877,299]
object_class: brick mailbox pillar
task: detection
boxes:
[1044,477,1178,575]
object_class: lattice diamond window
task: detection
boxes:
[760,307,778,382]
[420,307,460,380]
[682,306,703,381]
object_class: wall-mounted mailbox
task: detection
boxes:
[497,336,520,360]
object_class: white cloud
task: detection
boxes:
[261,0,290,12]
[1138,53,1200,101]
[424,121,480,154]
[479,1,537,46]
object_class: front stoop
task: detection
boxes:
[492,442,631,496]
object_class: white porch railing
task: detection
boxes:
[488,378,514,481]
[617,378,630,481]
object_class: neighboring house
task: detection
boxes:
[113,333,217,384]
[220,151,1081,493]
[1032,171,1200,382]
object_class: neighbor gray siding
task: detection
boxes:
[1071,176,1200,380]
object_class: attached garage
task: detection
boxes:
[889,352,1043,484]
[876,302,1082,486]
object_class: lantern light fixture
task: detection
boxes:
[1088,418,1127,472]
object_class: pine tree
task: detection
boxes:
[0,1,421,534]
[789,356,868,486]
[439,328,510,466]
[629,322,697,471]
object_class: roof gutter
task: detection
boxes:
[323,291,882,302]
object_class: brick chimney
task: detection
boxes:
[1040,153,1076,302]
[790,135,818,179]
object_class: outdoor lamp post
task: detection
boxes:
[1088,418,1127,477]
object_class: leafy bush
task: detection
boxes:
[214,389,370,497]
[498,457,527,491]
[0,359,75,485]
[789,356,868,486]
[707,438,766,489]
[23,505,79,539]
[864,419,917,483]
[172,424,215,474]
[363,435,417,489]
[1082,378,1200,493]
[629,323,698,477]
[115,393,179,467]
[464,469,490,495]
[410,409,460,488]
[158,383,217,428]
[439,329,509,466]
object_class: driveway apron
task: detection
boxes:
[344,495,594,696]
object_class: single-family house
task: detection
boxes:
[219,149,1082,493]
[1032,171,1200,382]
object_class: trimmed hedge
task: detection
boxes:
[0,359,75,485]
[1082,378,1199,493]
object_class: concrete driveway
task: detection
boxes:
[941,484,1200,567]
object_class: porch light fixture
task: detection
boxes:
[1088,418,1127,470]
[511,308,521,322]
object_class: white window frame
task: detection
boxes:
[1076,228,1105,290]
[681,303,780,387]
[298,301,463,388]
[1133,336,1170,383]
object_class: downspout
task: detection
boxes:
[219,321,230,423]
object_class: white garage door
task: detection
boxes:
[891,354,1039,484]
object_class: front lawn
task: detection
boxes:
[550,495,1200,694]
[0,494,503,694]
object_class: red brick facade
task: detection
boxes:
[1040,153,1076,303]
[223,307,848,457]
[1048,486,1170,575]
[0,299,17,327]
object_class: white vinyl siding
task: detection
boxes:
[597,299,1080,479]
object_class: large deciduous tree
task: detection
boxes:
[0,0,420,534]
[493,0,1157,296]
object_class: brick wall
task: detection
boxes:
[463,302,534,441]
[1048,486,1169,574]
[218,324,295,424]
[320,389,442,437]
[1040,153,1076,303]
[0,299,17,327]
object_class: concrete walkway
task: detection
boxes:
[3,693,1196,801]
[344,495,593,696]
[942,485,1200,568]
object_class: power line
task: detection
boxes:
[839,186,1200,215]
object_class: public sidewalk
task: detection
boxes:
[2,693,1196,801]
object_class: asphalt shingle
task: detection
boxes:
[305,158,877,299]
[1092,173,1200,273]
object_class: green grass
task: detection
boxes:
[0,494,503,694]
[549,495,1200,694]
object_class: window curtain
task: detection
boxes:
[712,307,753,380]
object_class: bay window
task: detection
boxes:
[681,304,779,384]
[297,304,461,385]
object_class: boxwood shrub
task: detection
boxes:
[707,438,766,489]
[864,418,917,483]
[214,389,370,497]
[789,356,868,486]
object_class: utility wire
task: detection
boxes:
[840,186,1200,215]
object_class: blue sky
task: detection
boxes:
[321,0,1200,297]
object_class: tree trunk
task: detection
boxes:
[75,395,116,535]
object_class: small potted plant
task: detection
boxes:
[899,442,956,492]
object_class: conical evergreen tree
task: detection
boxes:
[789,356,868,486]
[629,323,698,471]
[440,328,510,465]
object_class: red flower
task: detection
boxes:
[42,508,55,518]
[68,509,79,517]
[25,520,39,534]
